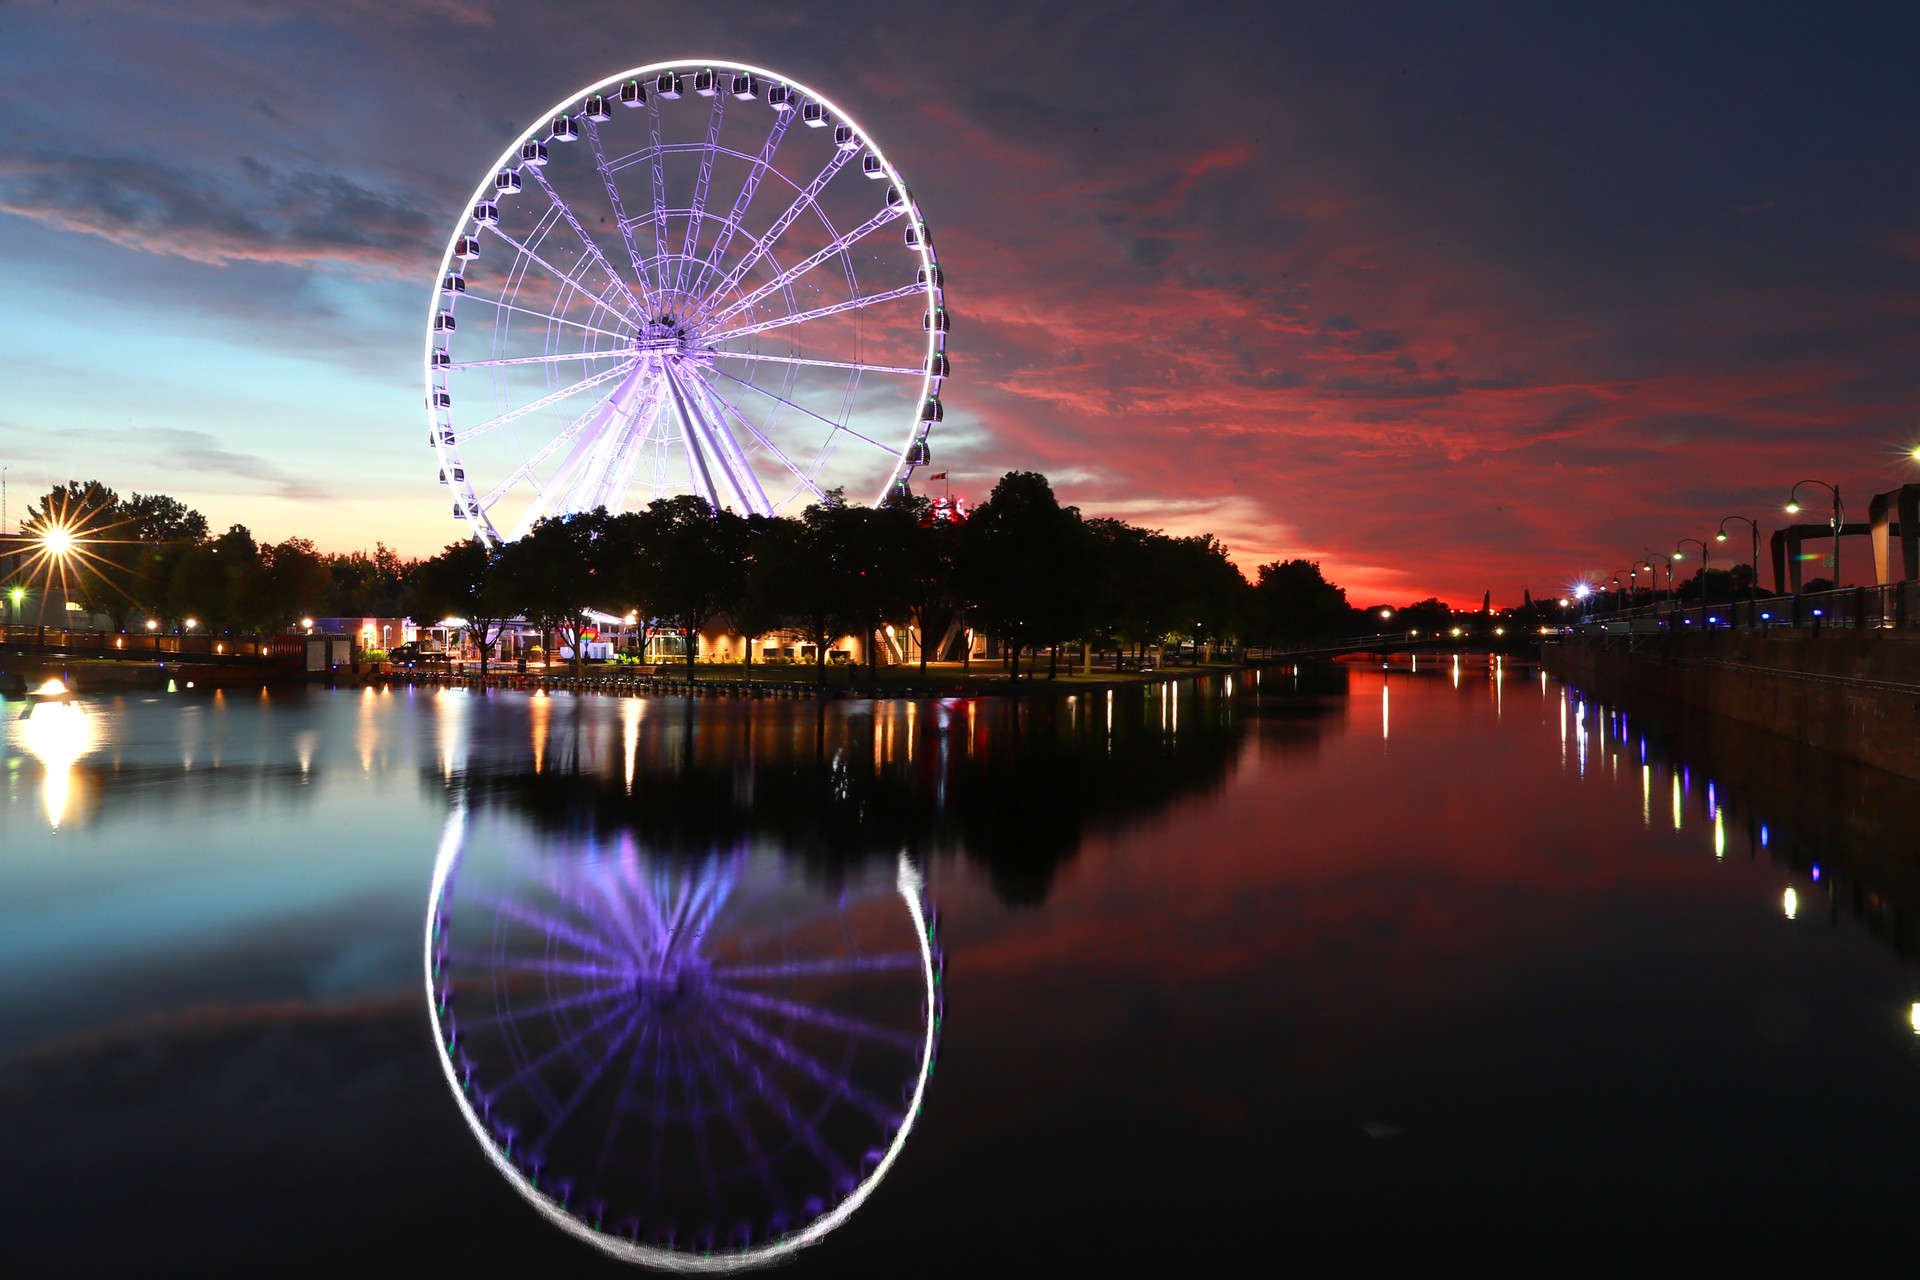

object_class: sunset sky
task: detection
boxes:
[2,1,1916,605]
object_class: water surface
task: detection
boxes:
[3,665,1917,1271]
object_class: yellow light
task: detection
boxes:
[21,701,96,830]
[40,526,75,556]
[1672,552,1683,561]
[184,617,198,630]
[1714,532,1727,542]
[145,619,158,631]
[1910,1002,1920,1034]
[1785,501,1801,515]
[1783,887,1799,919]
[301,617,314,628]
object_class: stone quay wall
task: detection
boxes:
[1542,630,1920,782]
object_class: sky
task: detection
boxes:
[2,0,1917,606]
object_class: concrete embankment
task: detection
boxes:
[1542,630,1920,782]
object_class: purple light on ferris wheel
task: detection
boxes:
[426,809,941,1271]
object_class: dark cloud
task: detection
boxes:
[0,150,438,272]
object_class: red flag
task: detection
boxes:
[927,472,947,480]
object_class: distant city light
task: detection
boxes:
[1573,584,1591,600]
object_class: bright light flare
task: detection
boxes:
[17,702,97,830]
[39,525,77,557]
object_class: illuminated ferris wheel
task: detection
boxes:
[425,809,943,1270]
[423,61,949,543]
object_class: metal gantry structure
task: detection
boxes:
[426,809,941,1270]
[425,62,949,543]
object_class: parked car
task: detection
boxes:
[389,641,451,667]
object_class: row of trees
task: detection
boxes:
[413,472,1357,681]
[13,481,417,632]
[14,472,1373,677]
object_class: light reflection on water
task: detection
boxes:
[2,669,1920,1269]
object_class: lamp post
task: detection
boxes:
[1785,480,1843,589]
[1643,553,1676,605]
[1609,567,1639,615]
[1715,516,1762,598]
[1674,538,1711,605]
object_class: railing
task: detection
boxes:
[1568,583,1920,636]
[0,624,289,659]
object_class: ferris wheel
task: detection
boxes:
[425,809,943,1270]
[424,60,949,543]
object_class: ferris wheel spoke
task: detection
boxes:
[692,371,827,503]
[708,1004,897,1127]
[672,93,727,302]
[525,159,650,318]
[575,386,669,515]
[708,1032,853,1185]
[448,350,632,371]
[454,948,629,981]
[670,1037,721,1193]
[589,1016,662,1183]
[691,148,857,323]
[476,401,602,506]
[645,97,673,301]
[708,349,923,376]
[454,359,636,444]
[710,367,900,454]
[486,986,641,1102]
[690,1019,788,1205]
[707,204,904,329]
[677,362,776,515]
[664,360,766,513]
[479,221,627,322]
[459,979,627,1032]
[685,107,793,305]
[575,115,658,313]
[526,1006,648,1158]
[504,363,665,535]
[469,892,630,964]
[458,293,636,344]
[705,281,924,344]
[713,952,925,981]
[708,982,923,1055]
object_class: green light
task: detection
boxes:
[7,587,21,606]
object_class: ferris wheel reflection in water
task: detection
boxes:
[425,808,942,1270]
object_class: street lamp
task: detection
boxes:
[1674,538,1711,604]
[1715,516,1762,597]
[1644,552,1676,603]
[1609,567,1639,614]
[1784,480,1843,588]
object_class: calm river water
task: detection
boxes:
[3,663,1918,1272]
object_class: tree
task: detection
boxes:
[415,538,510,675]
[759,493,862,685]
[1251,559,1349,645]
[491,512,606,675]
[731,514,791,670]
[960,472,1091,680]
[242,538,331,632]
[629,496,750,675]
